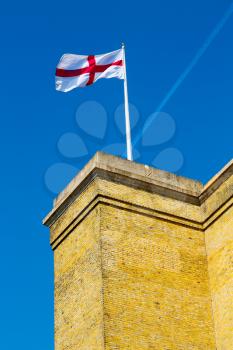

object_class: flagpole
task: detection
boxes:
[122,43,133,161]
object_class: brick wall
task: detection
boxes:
[43,153,233,350]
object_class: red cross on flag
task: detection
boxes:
[55,49,124,92]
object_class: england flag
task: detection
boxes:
[55,49,124,92]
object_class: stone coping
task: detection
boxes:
[43,152,232,227]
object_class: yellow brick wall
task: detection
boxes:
[51,177,219,350]
[100,204,215,350]
[48,163,233,350]
[44,152,233,350]
[54,207,105,350]
[205,205,233,350]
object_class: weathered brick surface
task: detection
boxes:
[43,153,233,350]
[204,176,233,350]
[54,207,104,350]
[100,205,215,350]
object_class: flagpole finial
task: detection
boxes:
[122,42,125,49]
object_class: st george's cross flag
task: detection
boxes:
[55,49,124,92]
[55,45,133,161]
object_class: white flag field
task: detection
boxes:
[55,49,124,92]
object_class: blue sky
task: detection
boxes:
[0,1,232,349]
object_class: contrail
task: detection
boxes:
[130,3,233,150]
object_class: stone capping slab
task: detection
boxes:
[43,152,233,227]
[199,159,233,203]
[54,152,203,206]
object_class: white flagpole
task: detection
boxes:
[122,43,133,161]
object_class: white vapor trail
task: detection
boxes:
[131,3,233,150]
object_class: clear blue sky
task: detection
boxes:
[0,1,232,349]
